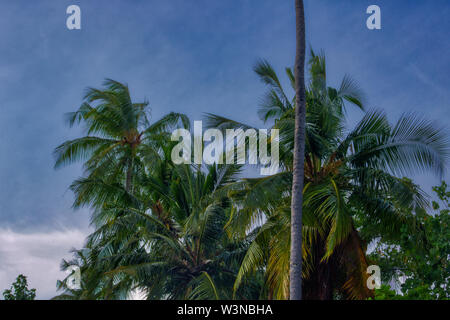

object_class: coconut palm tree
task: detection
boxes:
[54,137,264,300]
[54,79,189,208]
[102,163,260,299]
[205,53,448,299]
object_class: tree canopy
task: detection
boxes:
[3,274,36,300]
[52,55,449,300]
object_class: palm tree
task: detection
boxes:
[103,162,259,299]
[290,0,306,300]
[52,68,448,300]
[206,53,448,299]
[54,135,264,300]
[54,79,189,207]
[53,81,262,300]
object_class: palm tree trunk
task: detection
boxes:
[290,0,306,300]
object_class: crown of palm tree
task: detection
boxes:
[205,50,449,299]
[54,79,189,205]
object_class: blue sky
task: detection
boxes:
[0,0,449,298]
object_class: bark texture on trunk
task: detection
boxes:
[290,0,306,300]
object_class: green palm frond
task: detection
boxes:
[204,113,256,131]
[144,112,190,134]
[349,111,449,177]
[189,272,220,300]
[337,75,366,110]
[53,137,119,169]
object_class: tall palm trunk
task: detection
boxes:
[290,0,306,300]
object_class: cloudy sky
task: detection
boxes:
[0,0,449,299]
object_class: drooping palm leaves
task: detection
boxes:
[54,122,263,299]
[53,61,448,300]
[72,161,262,299]
[205,51,449,299]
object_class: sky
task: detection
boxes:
[0,0,449,299]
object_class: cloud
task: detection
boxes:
[0,228,88,299]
